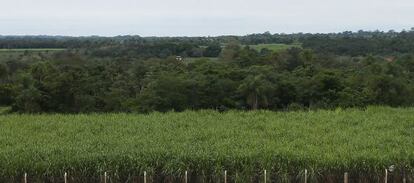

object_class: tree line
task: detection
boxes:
[2,29,414,56]
[1,30,414,113]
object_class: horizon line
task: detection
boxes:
[1,28,414,38]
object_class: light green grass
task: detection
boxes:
[0,106,10,114]
[249,43,302,52]
[0,106,413,181]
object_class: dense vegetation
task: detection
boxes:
[0,31,414,113]
[1,31,414,182]
[2,30,414,113]
[0,107,412,182]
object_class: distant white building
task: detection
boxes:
[176,56,183,61]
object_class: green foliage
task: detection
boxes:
[0,107,413,181]
[238,66,275,109]
[2,33,414,181]
[0,48,65,52]
[0,106,10,114]
[0,63,8,79]
[249,43,302,52]
[135,73,192,112]
[2,32,414,113]
[203,43,222,57]
[220,40,241,61]
[1,47,414,113]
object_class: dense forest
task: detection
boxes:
[1,29,414,113]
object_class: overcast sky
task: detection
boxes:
[1,0,414,36]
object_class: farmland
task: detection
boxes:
[0,106,413,182]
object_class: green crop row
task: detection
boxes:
[0,106,413,182]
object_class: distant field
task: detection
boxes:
[0,48,65,52]
[0,106,413,182]
[249,43,302,52]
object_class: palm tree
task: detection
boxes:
[238,74,273,110]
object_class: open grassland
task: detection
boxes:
[249,43,302,52]
[0,107,413,182]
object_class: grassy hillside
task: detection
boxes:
[0,107,413,182]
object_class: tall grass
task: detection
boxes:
[0,106,413,182]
